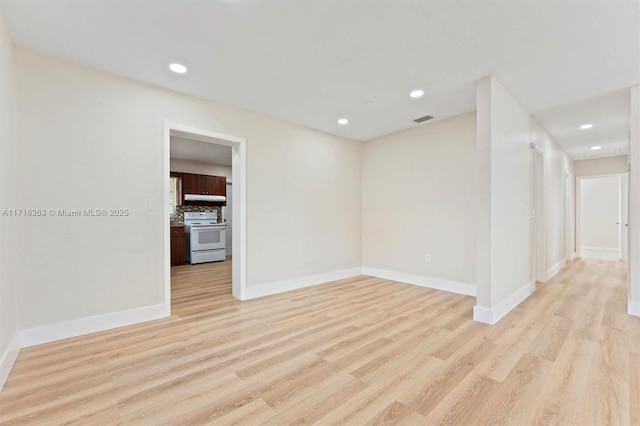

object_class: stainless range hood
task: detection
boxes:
[184,194,226,202]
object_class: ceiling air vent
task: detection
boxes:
[414,115,434,123]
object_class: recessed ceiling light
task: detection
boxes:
[580,123,593,130]
[591,146,602,150]
[169,63,187,74]
[410,89,424,98]
[337,118,349,125]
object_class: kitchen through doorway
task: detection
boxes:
[163,123,247,315]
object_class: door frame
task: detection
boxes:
[575,172,628,261]
[564,168,573,261]
[533,147,546,282]
[163,122,247,315]
[620,173,629,262]
[224,181,233,257]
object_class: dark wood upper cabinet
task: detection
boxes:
[181,173,199,195]
[204,176,223,196]
[170,172,226,206]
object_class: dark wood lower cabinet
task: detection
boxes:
[171,226,186,266]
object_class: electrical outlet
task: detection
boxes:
[424,254,431,264]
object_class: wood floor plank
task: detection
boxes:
[420,373,502,425]
[263,375,368,424]
[527,314,574,361]
[0,258,636,425]
[580,327,631,425]
[409,338,497,416]
[366,400,427,426]
[315,355,443,425]
[471,353,555,425]
[532,338,598,424]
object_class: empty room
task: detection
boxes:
[0,0,638,424]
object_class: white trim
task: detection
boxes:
[576,172,629,180]
[564,169,573,263]
[0,334,20,391]
[20,304,166,348]
[629,86,640,324]
[471,305,494,325]
[579,246,619,260]
[163,122,248,301]
[544,260,566,282]
[362,267,476,296]
[163,122,172,315]
[473,280,535,325]
[571,252,578,261]
[533,149,546,283]
[244,268,363,300]
[530,142,546,155]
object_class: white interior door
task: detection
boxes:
[578,175,622,260]
[224,182,233,256]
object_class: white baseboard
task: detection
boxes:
[544,260,566,282]
[570,252,578,261]
[471,305,494,325]
[580,246,619,261]
[629,300,640,317]
[473,280,535,325]
[0,334,20,391]
[244,267,363,300]
[362,267,476,296]
[20,303,168,348]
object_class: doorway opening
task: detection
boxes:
[163,122,247,316]
[576,173,628,262]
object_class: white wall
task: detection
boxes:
[579,177,620,252]
[476,76,533,316]
[170,159,232,181]
[475,76,573,324]
[16,48,362,330]
[629,85,640,316]
[0,8,18,389]
[575,155,628,176]
[362,112,476,293]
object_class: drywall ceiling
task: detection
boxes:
[534,90,631,160]
[1,0,638,156]
[170,136,232,167]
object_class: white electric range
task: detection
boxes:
[184,211,226,264]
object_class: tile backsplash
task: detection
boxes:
[173,205,222,223]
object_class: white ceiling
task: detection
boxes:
[534,89,631,160]
[170,136,232,167]
[1,0,638,159]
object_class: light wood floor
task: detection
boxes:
[0,259,638,425]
